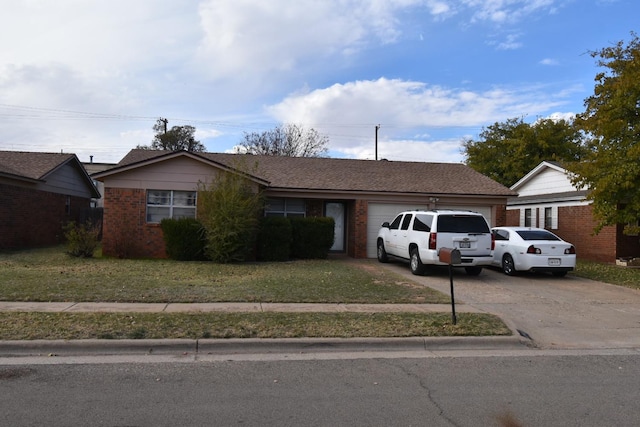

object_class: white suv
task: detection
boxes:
[376,210,494,275]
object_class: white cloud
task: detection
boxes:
[267,77,568,161]
[540,58,560,65]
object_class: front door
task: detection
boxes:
[325,202,345,252]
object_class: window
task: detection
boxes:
[524,208,532,227]
[493,229,510,241]
[146,190,196,223]
[544,207,553,229]
[265,198,306,217]
[401,214,413,230]
[388,214,403,230]
[413,214,433,232]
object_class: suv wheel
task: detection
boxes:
[377,240,388,263]
[465,266,482,276]
[410,248,425,275]
[502,254,516,276]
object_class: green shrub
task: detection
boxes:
[290,217,335,259]
[160,218,207,261]
[197,168,264,263]
[63,221,100,258]
[257,217,293,261]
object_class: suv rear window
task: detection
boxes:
[436,215,490,233]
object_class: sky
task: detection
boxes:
[0,0,637,165]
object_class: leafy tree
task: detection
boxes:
[236,123,329,157]
[570,33,640,234]
[462,117,585,187]
[137,118,205,152]
[197,161,264,263]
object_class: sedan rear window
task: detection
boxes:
[437,215,490,233]
[516,230,561,241]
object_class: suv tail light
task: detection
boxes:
[527,245,541,254]
[491,232,495,250]
[429,233,437,250]
[565,246,576,254]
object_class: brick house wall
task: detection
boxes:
[505,204,619,263]
[0,183,89,250]
[353,199,368,258]
[102,187,166,258]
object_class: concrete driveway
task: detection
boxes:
[377,260,640,350]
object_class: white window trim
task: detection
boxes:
[146,190,197,223]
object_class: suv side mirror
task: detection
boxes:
[381,221,390,228]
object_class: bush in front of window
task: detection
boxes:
[197,169,264,263]
[63,220,100,258]
[257,217,293,261]
[160,218,208,261]
[290,217,335,259]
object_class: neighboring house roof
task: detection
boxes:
[0,150,101,198]
[507,160,589,205]
[510,160,570,191]
[95,149,516,197]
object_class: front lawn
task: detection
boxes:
[0,246,515,339]
[572,260,640,290]
[0,246,449,304]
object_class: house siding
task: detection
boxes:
[0,183,89,250]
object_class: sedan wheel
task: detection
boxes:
[377,241,388,263]
[502,254,516,276]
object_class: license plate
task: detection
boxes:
[459,241,471,249]
[548,258,561,266]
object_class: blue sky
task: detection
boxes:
[0,0,636,164]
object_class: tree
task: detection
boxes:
[570,32,640,234]
[137,118,205,152]
[462,117,586,187]
[236,123,329,157]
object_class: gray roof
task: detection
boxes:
[0,151,76,181]
[0,150,101,198]
[105,149,516,197]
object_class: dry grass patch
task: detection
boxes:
[0,312,511,340]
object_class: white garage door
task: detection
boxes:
[366,203,493,258]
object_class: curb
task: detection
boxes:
[0,335,526,357]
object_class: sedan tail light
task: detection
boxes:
[429,233,437,250]
[527,245,542,254]
[565,246,576,254]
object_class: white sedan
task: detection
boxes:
[491,227,576,277]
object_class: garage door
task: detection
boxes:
[366,203,493,258]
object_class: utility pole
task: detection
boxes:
[159,117,168,134]
[375,124,380,160]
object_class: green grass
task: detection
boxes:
[0,246,448,304]
[0,246,511,339]
[572,260,640,290]
[0,312,511,340]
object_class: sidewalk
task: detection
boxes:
[0,301,483,314]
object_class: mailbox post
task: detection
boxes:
[438,248,461,325]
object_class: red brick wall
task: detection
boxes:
[505,209,520,226]
[494,204,507,226]
[353,199,368,258]
[102,188,167,258]
[0,183,89,250]
[505,204,619,263]
[555,205,616,263]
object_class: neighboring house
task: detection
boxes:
[92,149,516,259]
[82,157,117,208]
[0,151,101,250]
[505,161,640,263]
